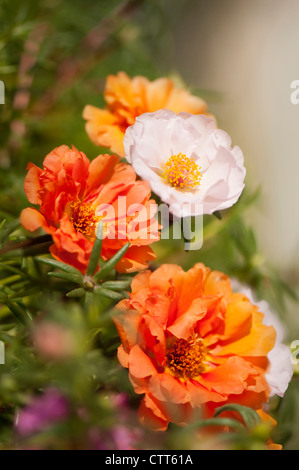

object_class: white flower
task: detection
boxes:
[124,109,246,218]
[232,282,293,398]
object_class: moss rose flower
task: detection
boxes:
[124,110,246,217]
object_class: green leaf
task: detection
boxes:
[188,417,245,433]
[120,290,130,299]
[214,404,261,429]
[86,221,103,276]
[66,287,86,298]
[2,241,52,258]
[0,323,17,331]
[0,219,7,241]
[0,219,20,246]
[0,262,27,277]
[48,272,83,285]
[6,301,32,325]
[100,280,131,290]
[0,274,21,286]
[0,331,14,343]
[272,377,299,448]
[213,210,222,220]
[94,287,124,301]
[7,287,40,301]
[35,256,82,275]
[94,242,130,282]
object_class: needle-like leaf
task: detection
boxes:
[86,221,103,277]
[94,242,130,282]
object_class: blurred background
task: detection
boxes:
[167,0,299,273]
[164,0,299,340]
[1,0,298,344]
[2,0,298,271]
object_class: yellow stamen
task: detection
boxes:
[162,153,202,192]
[166,334,206,379]
[69,199,99,240]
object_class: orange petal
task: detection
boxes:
[204,269,233,301]
[24,163,42,205]
[146,78,173,111]
[86,153,119,197]
[117,345,129,368]
[131,270,151,294]
[148,373,190,404]
[138,394,169,431]
[166,87,208,114]
[216,314,276,357]
[221,296,253,342]
[187,381,226,406]
[257,409,278,429]
[128,345,157,379]
[267,443,282,450]
[145,291,171,330]
[83,105,125,156]
[50,216,92,273]
[167,298,207,340]
[113,311,140,352]
[95,162,137,206]
[115,245,156,273]
[20,207,51,233]
[138,314,166,365]
[177,263,208,315]
[198,357,257,395]
[149,264,185,294]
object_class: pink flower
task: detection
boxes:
[124,110,246,217]
[32,322,76,360]
[15,388,69,436]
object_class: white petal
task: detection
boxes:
[267,343,293,397]
[231,281,293,398]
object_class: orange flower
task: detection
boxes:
[114,263,277,431]
[257,410,282,450]
[83,72,209,157]
[20,145,159,273]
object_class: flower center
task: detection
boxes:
[166,335,206,379]
[70,200,99,240]
[162,153,202,192]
